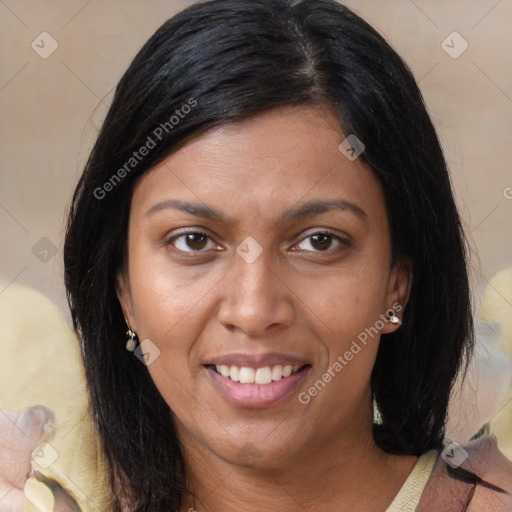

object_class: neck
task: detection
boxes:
[177,405,417,512]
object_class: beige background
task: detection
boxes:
[0,0,511,461]
[1,0,511,316]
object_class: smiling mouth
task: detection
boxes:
[204,363,311,385]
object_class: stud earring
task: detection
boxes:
[125,327,138,352]
[389,315,401,325]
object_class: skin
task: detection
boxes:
[117,104,416,512]
[0,407,49,510]
[0,407,79,511]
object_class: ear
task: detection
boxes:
[116,268,137,332]
[380,256,413,335]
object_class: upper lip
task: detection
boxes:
[205,352,311,368]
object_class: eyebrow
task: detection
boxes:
[145,198,367,223]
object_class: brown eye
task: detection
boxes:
[169,231,217,253]
[185,233,208,250]
[310,233,333,251]
[295,231,349,253]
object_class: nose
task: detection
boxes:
[217,248,294,336]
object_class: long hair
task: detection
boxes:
[64,0,474,510]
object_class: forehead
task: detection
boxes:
[131,105,386,226]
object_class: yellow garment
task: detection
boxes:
[480,266,512,460]
[24,479,57,512]
[0,283,111,512]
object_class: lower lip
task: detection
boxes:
[205,365,311,408]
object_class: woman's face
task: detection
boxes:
[117,105,411,469]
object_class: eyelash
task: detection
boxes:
[166,229,350,255]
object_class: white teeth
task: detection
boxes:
[239,367,255,384]
[214,363,304,384]
[229,366,239,382]
[271,365,283,381]
[255,366,272,384]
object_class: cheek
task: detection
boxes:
[300,248,391,399]
[127,239,219,338]
[126,245,218,387]
[299,274,385,420]
[308,260,390,341]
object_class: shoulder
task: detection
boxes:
[417,435,512,511]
